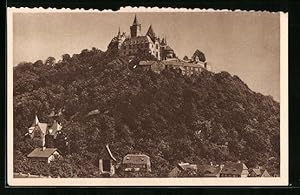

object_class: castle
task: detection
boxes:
[107,15,176,60]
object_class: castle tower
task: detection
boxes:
[130,14,141,37]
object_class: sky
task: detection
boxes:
[13,11,280,101]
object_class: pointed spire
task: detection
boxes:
[118,26,121,36]
[32,115,39,127]
[146,24,156,41]
[133,14,139,25]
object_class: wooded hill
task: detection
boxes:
[13,48,280,177]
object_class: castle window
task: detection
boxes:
[156,44,158,49]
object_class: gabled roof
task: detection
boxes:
[47,120,62,135]
[250,168,261,176]
[31,115,39,127]
[27,148,59,158]
[261,169,271,177]
[37,123,48,135]
[197,165,221,177]
[146,25,156,42]
[168,167,181,177]
[220,162,248,175]
[177,162,197,171]
[123,154,150,165]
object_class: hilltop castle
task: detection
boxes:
[107,15,176,60]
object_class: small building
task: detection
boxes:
[168,162,197,177]
[177,162,197,171]
[138,60,165,73]
[27,147,61,163]
[99,145,117,177]
[197,165,222,177]
[122,154,151,172]
[45,120,62,148]
[168,166,182,177]
[248,168,271,177]
[219,162,249,177]
[162,59,206,76]
[25,115,49,147]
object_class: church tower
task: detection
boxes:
[130,14,141,37]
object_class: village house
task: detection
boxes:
[25,115,49,147]
[45,120,62,148]
[197,164,222,177]
[248,167,271,177]
[219,161,249,177]
[27,147,61,163]
[99,145,117,177]
[26,114,66,149]
[168,162,221,177]
[168,162,197,177]
[122,154,151,172]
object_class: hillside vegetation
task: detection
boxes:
[13,48,280,177]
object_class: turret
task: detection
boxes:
[130,14,141,37]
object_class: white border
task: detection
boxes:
[6,7,289,186]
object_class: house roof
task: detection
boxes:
[122,154,150,165]
[37,123,48,135]
[220,162,248,175]
[261,169,271,177]
[47,120,62,135]
[250,168,262,176]
[162,59,204,68]
[139,60,158,66]
[27,148,59,158]
[197,165,221,177]
[30,115,39,127]
[177,162,197,171]
[168,167,181,177]
[146,25,156,42]
[122,36,152,46]
[165,45,174,52]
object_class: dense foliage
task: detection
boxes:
[13,47,280,177]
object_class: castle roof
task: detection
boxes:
[132,14,139,25]
[146,25,156,42]
[165,45,174,52]
[122,36,152,46]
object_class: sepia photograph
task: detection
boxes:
[6,7,288,186]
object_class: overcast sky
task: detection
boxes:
[13,11,280,101]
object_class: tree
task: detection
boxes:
[62,54,71,62]
[45,57,56,66]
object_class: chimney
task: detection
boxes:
[237,160,241,163]
[210,162,213,166]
